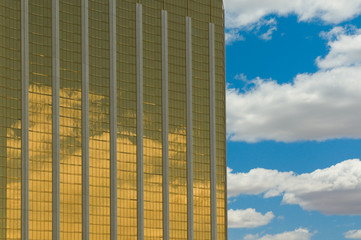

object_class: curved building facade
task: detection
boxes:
[0,0,226,239]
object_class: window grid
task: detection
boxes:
[142,1,164,239]
[88,0,111,239]
[28,1,53,239]
[59,0,83,238]
[116,0,138,239]
[167,1,188,239]
[0,1,227,239]
[212,1,226,239]
[0,1,22,239]
[215,37,226,240]
[190,11,212,240]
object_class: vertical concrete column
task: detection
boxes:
[52,0,60,239]
[136,3,144,240]
[21,0,29,239]
[209,22,217,240]
[186,16,193,240]
[81,0,90,239]
[109,0,117,239]
[161,9,169,240]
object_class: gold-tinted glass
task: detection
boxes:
[189,0,212,239]
[116,0,138,238]
[212,1,227,239]
[0,1,22,239]
[0,1,227,239]
[88,0,111,239]
[166,1,188,239]
[59,0,83,238]
[142,1,164,238]
[28,1,53,239]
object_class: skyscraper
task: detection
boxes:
[0,0,226,239]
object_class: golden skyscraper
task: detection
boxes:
[0,0,226,239]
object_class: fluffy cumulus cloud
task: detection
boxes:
[243,228,313,240]
[317,27,361,69]
[227,27,361,143]
[345,229,361,239]
[228,208,274,228]
[228,159,361,215]
[224,0,361,29]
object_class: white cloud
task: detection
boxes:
[225,29,245,45]
[243,228,313,240]
[228,208,274,228]
[227,167,293,197]
[225,17,278,44]
[235,73,249,81]
[257,18,278,41]
[259,25,277,41]
[345,229,361,239]
[223,0,361,43]
[317,27,361,69]
[228,159,361,215]
[227,27,361,143]
[319,26,353,41]
[224,0,361,29]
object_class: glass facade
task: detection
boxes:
[166,1,188,239]
[0,1,22,239]
[116,0,138,239]
[59,1,83,239]
[0,0,226,239]
[212,0,227,239]
[28,1,53,239]
[142,1,164,239]
[189,0,212,238]
[88,1,111,239]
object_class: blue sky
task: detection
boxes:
[224,1,361,239]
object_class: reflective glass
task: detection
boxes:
[0,1,226,239]
[0,1,22,239]
[88,0,111,239]
[59,1,83,238]
[116,0,138,238]
[142,1,164,239]
[28,1,53,239]
[166,1,188,239]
